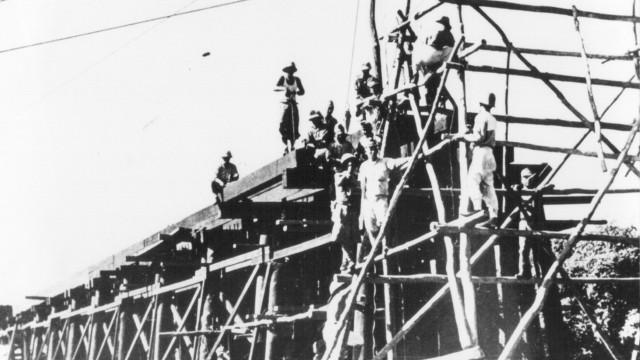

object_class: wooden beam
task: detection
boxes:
[365,274,640,285]
[481,113,634,132]
[496,140,640,162]
[448,62,640,89]
[478,43,635,61]
[440,0,640,23]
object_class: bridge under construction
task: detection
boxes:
[2,1,640,360]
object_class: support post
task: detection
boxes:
[572,6,607,172]
[153,302,165,360]
[497,118,640,360]
[264,263,281,360]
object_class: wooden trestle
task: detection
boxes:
[2,1,640,360]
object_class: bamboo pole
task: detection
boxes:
[440,0,640,23]
[35,327,51,360]
[124,300,154,360]
[379,228,396,360]
[471,5,640,179]
[497,118,640,360]
[160,287,200,360]
[95,310,118,360]
[152,303,163,360]
[478,43,635,61]
[248,262,270,360]
[52,320,69,360]
[7,324,17,360]
[490,113,633,132]
[495,140,640,161]
[447,62,640,90]
[407,94,473,349]
[47,323,56,360]
[72,317,92,360]
[321,37,466,360]
[362,274,640,285]
[370,0,382,82]
[436,226,640,244]
[372,183,561,359]
[205,265,260,360]
[572,6,607,172]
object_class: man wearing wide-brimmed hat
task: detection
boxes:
[275,62,305,153]
[331,153,360,273]
[414,16,455,107]
[453,93,499,228]
[211,150,239,205]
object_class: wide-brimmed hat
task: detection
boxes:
[282,62,297,74]
[222,150,232,159]
[436,16,451,29]
[308,111,323,122]
[480,93,496,108]
[340,153,356,165]
[521,167,534,177]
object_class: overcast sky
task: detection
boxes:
[0,0,638,311]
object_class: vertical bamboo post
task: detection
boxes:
[65,321,75,360]
[572,6,607,172]
[7,324,17,360]
[88,316,99,360]
[264,263,281,360]
[116,307,127,360]
[370,0,382,82]
[23,328,31,360]
[497,118,640,360]
[408,94,472,348]
[454,7,479,348]
[321,37,465,360]
[47,323,57,360]
[153,302,164,360]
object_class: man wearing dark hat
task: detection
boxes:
[275,62,305,153]
[331,153,360,273]
[355,62,374,101]
[452,93,499,228]
[211,151,239,205]
[415,16,455,107]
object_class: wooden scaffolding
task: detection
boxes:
[2,1,640,360]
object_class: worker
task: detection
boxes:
[452,93,499,228]
[324,101,338,140]
[355,62,374,100]
[358,139,413,241]
[414,16,455,107]
[275,62,305,153]
[331,153,360,273]
[329,124,354,159]
[511,167,546,279]
[211,151,239,205]
[305,111,332,163]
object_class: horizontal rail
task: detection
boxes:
[365,274,640,285]
[448,62,640,89]
[477,43,634,61]
[437,226,640,246]
[486,113,634,132]
[440,0,640,23]
[497,140,640,162]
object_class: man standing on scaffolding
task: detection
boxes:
[275,62,305,154]
[453,93,499,229]
[358,139,413,245]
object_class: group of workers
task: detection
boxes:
[209,14,540,279]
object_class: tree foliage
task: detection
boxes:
[554,225,639,359]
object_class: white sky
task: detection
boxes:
[0,0,638,311]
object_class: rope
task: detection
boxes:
[0,0,254,55]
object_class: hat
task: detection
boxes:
[282,62,297,74]
[436,16,451,29]
[340,153,356,164]
[308,111,323,122]
[222,150,232,159]
[480,93,496,108]
[361,62,372,71]
[521,167,534,177]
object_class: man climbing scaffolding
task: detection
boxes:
[275,62,305,153]
[414,16,455,108]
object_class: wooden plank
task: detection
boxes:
[223,150,302,202]
[441,0,640,23]
[448,62,640,89]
